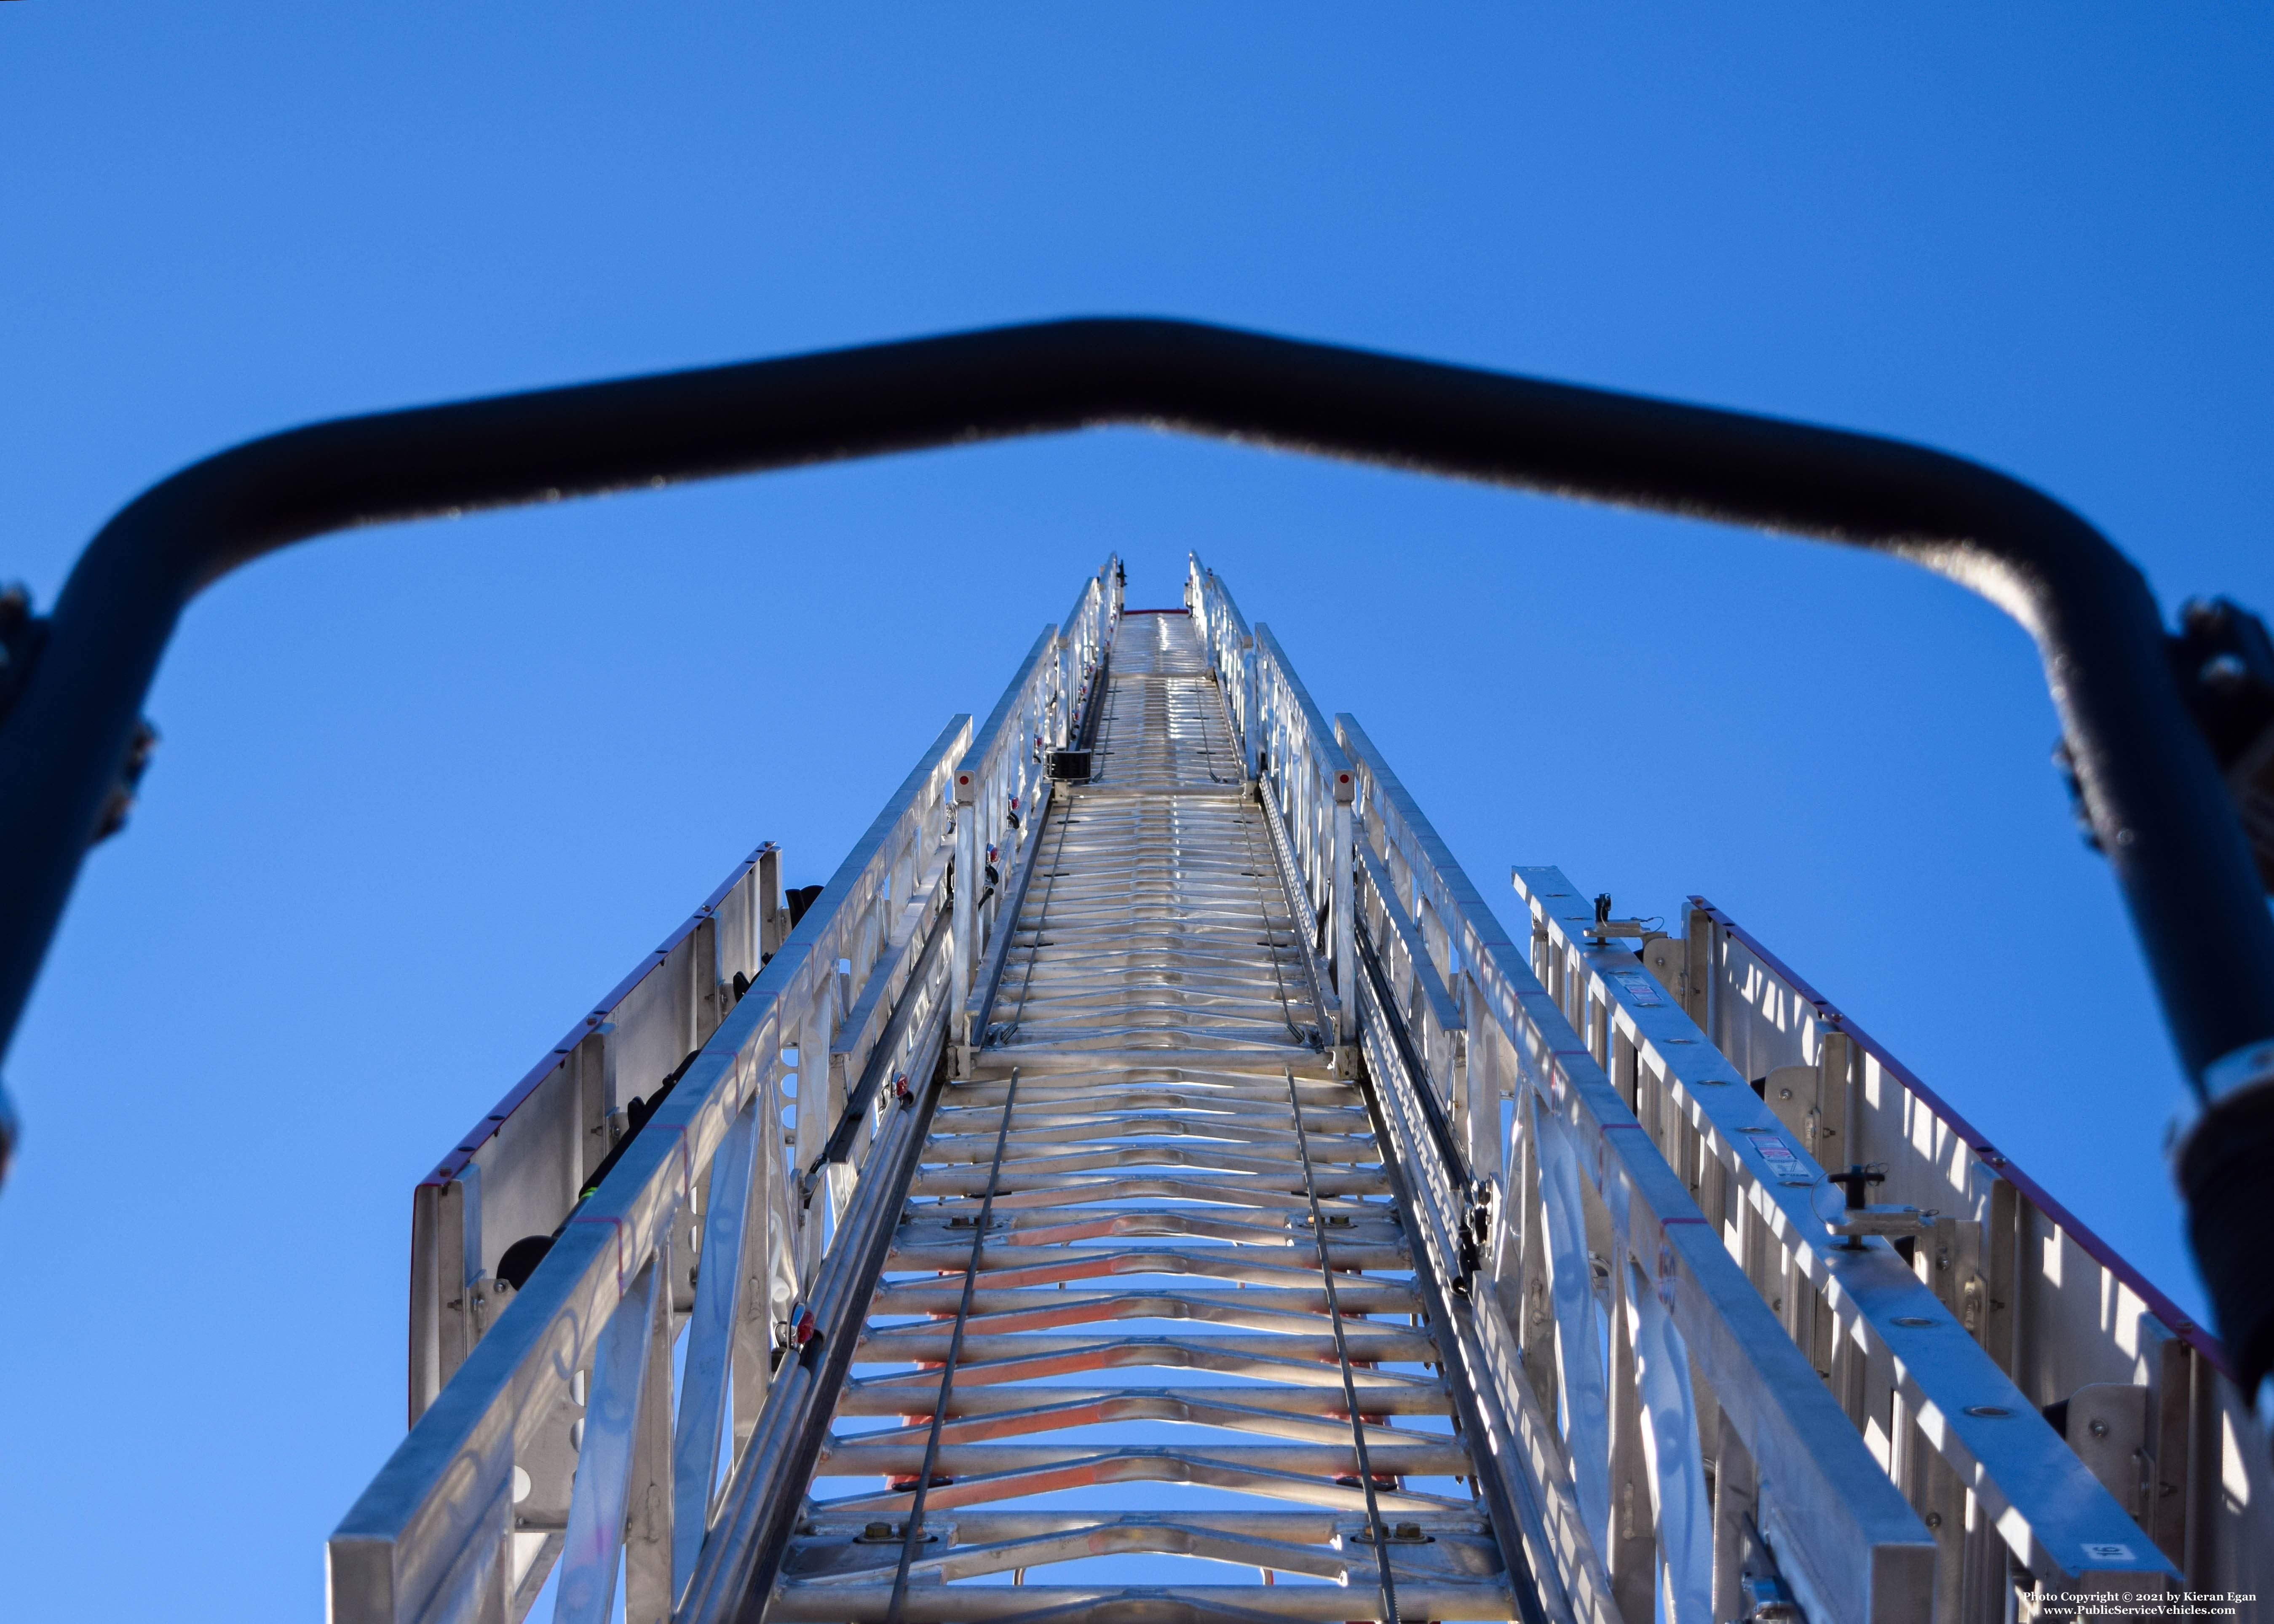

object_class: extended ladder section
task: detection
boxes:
[762,609,1525,1624]
[332,557,2267,1624]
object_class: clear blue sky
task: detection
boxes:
[5,8,2271,1619]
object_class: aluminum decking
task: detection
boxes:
[773,612,1520,1624]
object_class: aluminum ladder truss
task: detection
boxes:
[331,557,2269,1624]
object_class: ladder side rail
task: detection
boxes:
[952,623,1062,1051]
[1335,815,1613,1619]
[1052,583,1084,751]
[1380,875,1906,1619]
[1496,936,1932,1623]
[1079,557,1117,757]
[678,1001,951,1624]
[1697,894,2215,1389]
[1242,625,1258,784]
[822,787,959,1204]
[1254,774,1338,1046]
[1047,625,1067,757]
[704,841,775,1022]
[1253,625,1316,892]
[825,880,936,1129]
[551,1253,668,1624]
[1688,896,2262,1591]
[1239,611,1925,1618]
[411,842,785,1421]
[1252,623,1356,1041]
[527,721,966,1607]
[964,778,1055,1045]
[1186,551,1259,779]
[811,897,955,1199]
[1060,556,1120,748]
[1337,712,1573,1265]
[1053,571,1094,753]
[1541,872,2186,1603]
[1083,553,1122,688]
[1335,722,1933,1623]
[1520,870,2184,1605]
[1200,614,1544,1621]
[1338,712,1611,1280]
[1337,714,1610,1610]
[334,1005,779,1624]
[669,1094,764,1602]
[1352,862,1469,1199]
[1356,842,1466,1128]
[1350,958,1609,1624]
[332,718,971,1624]
[1335,715,1522,1000]
[781,716,967,1268]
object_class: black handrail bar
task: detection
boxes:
[7,315,2270,1386]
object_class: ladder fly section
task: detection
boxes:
[331,554,2262,1624]
[1078,613,1249,794]
[770,609,1525,1624]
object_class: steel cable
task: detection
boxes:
[884,1065,1021,1624]
[1285,1064,1402,1624]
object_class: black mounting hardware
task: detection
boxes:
[784,884,826,929]
[1828,1163,1888,1252]
[1827,1163,1887,1207]
[2169,596,2274,889]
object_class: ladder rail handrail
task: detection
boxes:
[1343,949,1572,1624]
[1203,605,1938,1619]
[329,716,971,1624]
[961,779,1055,1041]
[1522,866,2186,1591]
[806,902,955,1186]
[1057,562,1116,753]
[1351,891,1471,1197]
[11,317,2271,1422]
[1336,720,1937,1620]
[677,1007,952,1624]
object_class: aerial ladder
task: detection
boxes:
[325,556,2270,1624]
[12,311,2274,1624]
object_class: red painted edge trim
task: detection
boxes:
[1691,894,2228,1376]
